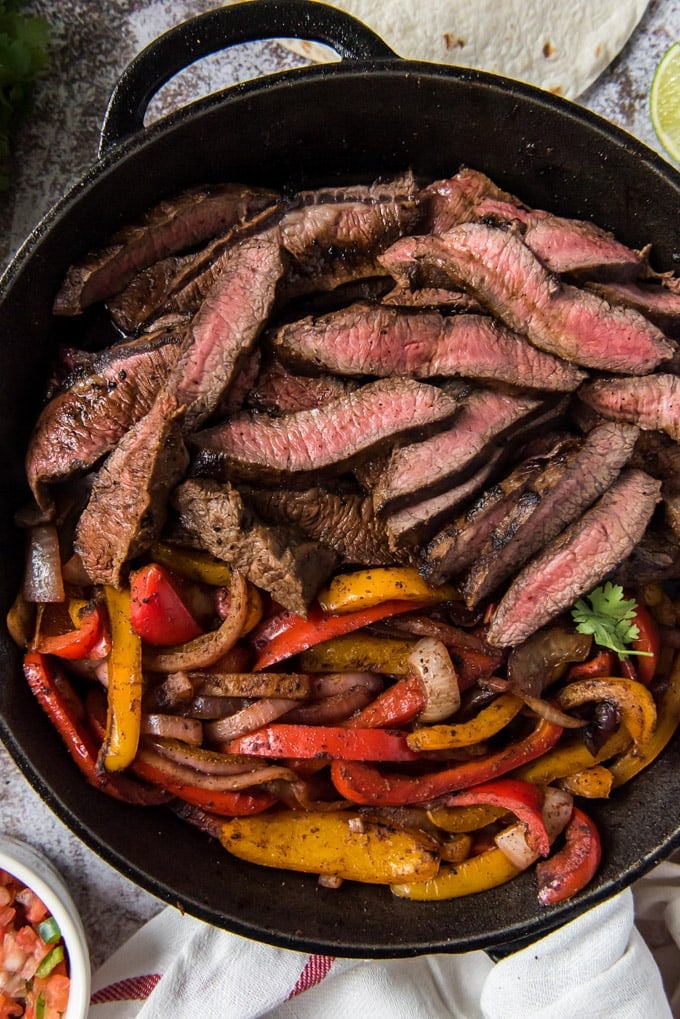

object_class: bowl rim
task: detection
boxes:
[0,835,91,1019]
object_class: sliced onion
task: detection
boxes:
[147,737,265,775]
[23,524,65,603]
[281,686,376,725]
[186,695,250,719]
[137,744,295,789]
[522,694,587,729]
[196,672,312,700]
[495,786,574,870]
[143,571,249,672]
[141,714,203,744]
[204,697,300,742]
[407,637,460,723]
[311,673,384,697]
[145,671,197,712]
[318,874,343,889]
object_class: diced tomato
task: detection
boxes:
[129,563,203,646]
[15,889,48,926]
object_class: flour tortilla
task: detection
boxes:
[280,0,649,98]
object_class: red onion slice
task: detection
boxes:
[204,697,300,742]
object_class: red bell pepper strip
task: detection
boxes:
[628,601,660,686]
[444,779,550,857]
[254,599,429,670]
[33,603,108,661]
[22,652,169,806]
[129,562,203,646]
[536,806,602,905]
[567,650,617,680]
[226,723,421,761]
[330,717,563,805]
[346,675,426,729]
[131,757,277,816]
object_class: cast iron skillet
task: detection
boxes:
[1,0,680,959]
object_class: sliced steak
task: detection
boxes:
[613,525,680,585]
[53,183,279,315]
[631,430,680,538]
[192,378,462,483]
[578,373,680,441]
[107,254,192,334]
[381,226,674,373]
[476,199,645,281]
[462,421,640,606]
[26,328,184,510]
[74,393,189,587]
[381,283,484,311]
[246,357,357,415]
[167,231,284,431]
[272,302,585,391]
[371,388,544,512]
[486,468,661,647]
[242,485,411,566]
[586,280,680,338]
[173,479,337,615]
[424,168,520,233]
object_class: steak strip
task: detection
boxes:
[578,373,680,442]
[486,469,661,647]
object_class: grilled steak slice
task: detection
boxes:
[192,378,461,483]
[381,283,484,311]
[631,430,680,538]
[586,280,680,338]
[476,199,645,281]
[486,468,661,647]
[173,479,337,615]
[26,328,183,511]
[53,183,279,315]
[371,388,544,512]
[421,439,575,585]
[462,421,640,605]
[381,226,674,373]
[613,525,680,585]
[167,231,283,431]
[578,373,680,441]
[242,485,411,566]
[273,302,585,391]
[246,358,357,415]
[74,393,189,587]
[107,254,192,334]
[424,168,520,233]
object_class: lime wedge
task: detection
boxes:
[650,41,680,164]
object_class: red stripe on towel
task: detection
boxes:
[287,954,335,999]
[91,973,162,1004]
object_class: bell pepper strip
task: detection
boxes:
[345,675,426,729]
[254,599,429,671]
[556,676,656,747]
[536,807,601,905]
[144,571,249,671]
[407,693,523,751]
[392,843,520,900]
[567,650,617,680]
[150,541,233,585]
[317,567,458,614]
[33,601,108,660]
[226,724,422,762]
[218,810,440,884]
[22,652,168,805]
[5,589,36,649]
[130,562,203,646]
[299,633,415,675]
[330,718,563,806]
[427,803,508,832]
[628,600,660,685]
[131,757,276,816]
[444,779,550,857]
[558,765,613,799]
[100,586,144,773]
[609,650,680,786]
[511,727,631,785]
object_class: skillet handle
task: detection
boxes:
[99,0,396,156]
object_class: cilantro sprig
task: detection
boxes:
[0,0,50,190]
[571,582,652,657]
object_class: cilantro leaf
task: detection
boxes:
[571,582,652,657]
[0,0,50,190]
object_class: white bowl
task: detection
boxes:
[0,835,90,1019]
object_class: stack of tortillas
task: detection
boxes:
[280,0,649,99]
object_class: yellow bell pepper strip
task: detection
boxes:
[345,675,425,728]
[392,843,520,900]
[317,567,458,614]
[427,804,508,833]
[440,833,473,864]
[407,693,523,751]
[609,651,680,786]
[536,807,601,905]
[511,727,631,785]
[226,724,422,762]
[150,541,233,585]
[330,718,563,806]
[556,676,657,746]
[100,586,144,772]
[299,633,415,675]
[218,811,440,884]
[254,599,429,671]
[558,765,613,799]
[444,779,550,856]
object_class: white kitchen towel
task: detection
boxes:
[89,880,675,1018]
